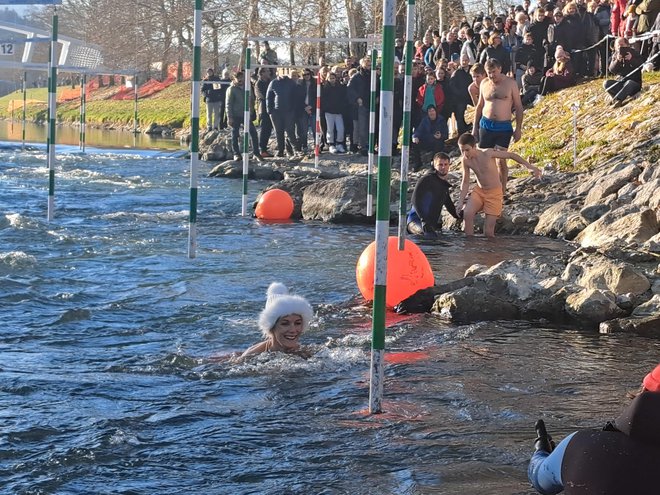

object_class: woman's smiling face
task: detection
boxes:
[271,314,304,352]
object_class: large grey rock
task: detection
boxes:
[432,285,520,322]
[394,277,476,314]
[599,315,660,334]
[565,288,626,324]
[633,179,660,210]
[301,175,375,223]
[534,199,583,238]
[477,256,567,301]
[583,164,642,206]
[564,255,651,295]
[575,208,658,248]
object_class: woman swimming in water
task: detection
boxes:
[241,282,314,358]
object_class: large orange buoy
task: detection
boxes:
[356,237,434,307]
[255,189,294,220]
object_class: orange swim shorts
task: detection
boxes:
[471,185,503,216]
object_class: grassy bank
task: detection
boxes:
[1,73,658,169]
[0,82,192,129]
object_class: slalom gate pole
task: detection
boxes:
[571,101,579,168]
[79,73,86,152]
[46,11,58,222]
[188,0,202,258]
[241,47,251,216]
[366,48,377,217]
[397,0,415,251]
[22,71,26,150]
[369,0,395,415]
[314,70,321,168]
[133,75,139,134]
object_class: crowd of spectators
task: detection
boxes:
[213,0,658,164]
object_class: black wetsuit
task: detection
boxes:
[529,391,660,495]
[406,172,458,234]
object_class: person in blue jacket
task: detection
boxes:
[411,105,448,171]
[528,362,660,495]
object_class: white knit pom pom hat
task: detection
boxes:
[258,282,313,337]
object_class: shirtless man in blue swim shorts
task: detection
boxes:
[472,57,524,194]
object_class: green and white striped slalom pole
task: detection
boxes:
[79,73,86,152]
[188,0,202,258]
[133,75,139,134]
[398,0,415,250]
[241,47,251,216]
[366,48,377,217]
[369,0,395,415]
[314,71,321,168]
[21,71,26,150]
[46,12,58,222]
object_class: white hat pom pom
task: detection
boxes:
[267,282,289,300]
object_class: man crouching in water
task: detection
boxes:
[473,58,525,193]
[456,133,541,238]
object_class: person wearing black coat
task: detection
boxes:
[604,45,644,106]
[447,55,473,135]
[528,363,660,495]
[266,74,300,157]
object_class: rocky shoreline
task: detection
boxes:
[194,76,659,335]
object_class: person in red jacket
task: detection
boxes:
[416,71,445,116]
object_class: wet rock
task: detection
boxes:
[565,288,626,324]
[208,161,285,180]
[202,143,228,162]
[599,315,660,335]
[394,277,476,314]
[465,264,488,277]
[564,254,651,295]
[432,285,520,322]
[301,175,374,223]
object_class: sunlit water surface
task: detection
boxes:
[2,142,659,494]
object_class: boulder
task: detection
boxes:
[633,179,660,210]
[580,203,610,223]
[564,254,651,295]
[534,199,584,238]
[575,208,658,248]
[477,256,567,301]
[582,164,642,206]
[565,288,626,324]
[431,285,520,322]
[599,315,660,335]
[201,143,228,162]
[394,277,476,314]
[302,175,384,223]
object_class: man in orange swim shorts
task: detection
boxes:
[456,133,541,237]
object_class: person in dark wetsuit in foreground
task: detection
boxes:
[406,152,461,238]
[528,362,660,495]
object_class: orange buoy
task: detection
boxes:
[356,236,434,307]
[255,189,294,220]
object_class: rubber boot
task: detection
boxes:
[534,419,555,453]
